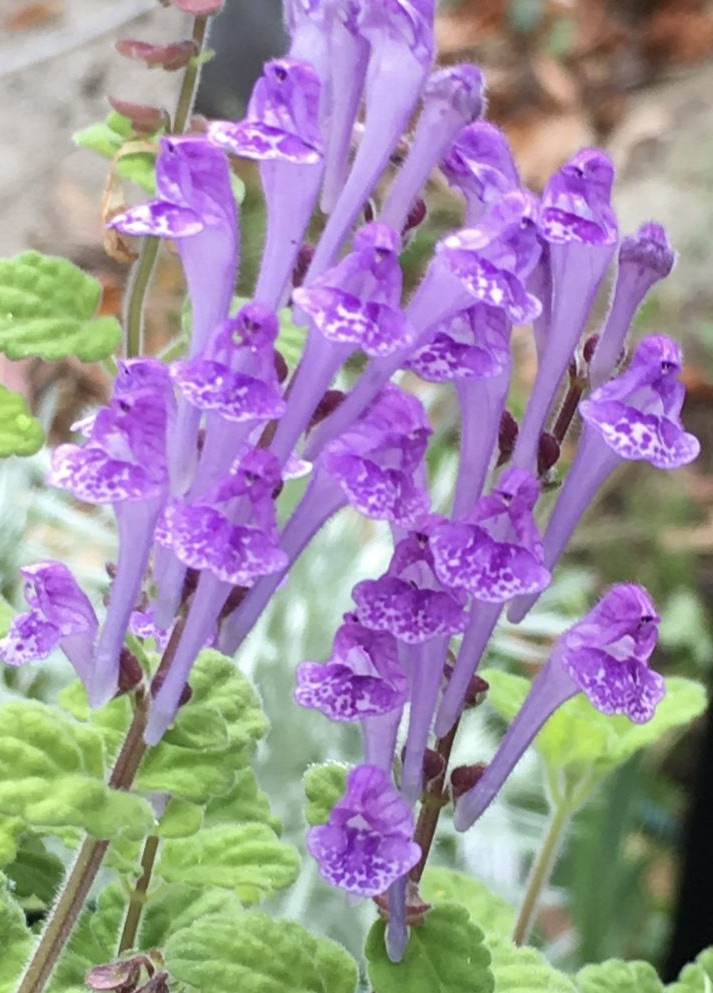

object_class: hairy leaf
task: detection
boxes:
[4,833,64,908]
[0,253,121,362]
[141,885,244,949]
[669,948,713,992]
[421,867,515,937]
[155,797,203,839]
[156,823,299,904]
[165,912,357,993]
[0,874,32,993]
[0,386,43,457]
[303,762,350,826]
[365,904,494,993]
[575,959,663,993]
[204,768,282,834]
[487,935,576,993]
[74,113,157,192]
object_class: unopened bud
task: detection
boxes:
[308,390,346,432]
[582,333,599,365]
[463,674,489,709]
[402,198,427,235]
[273,350,289,383]
[108,98,169,133]
[292,243,315,288]
[537,431,560,477]
[117,647,144,695]
[450,762,487,799]
[496,410,518,466]
[115,38,197,71]
[422,748,446,784]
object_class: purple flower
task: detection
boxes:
[0,563,97,684]
[431,468,550,603]
[436,190,542,323]
[307,764,421,897]
[512,149,618,470]
[441,122,520,225]
[295,617,407,720]
[209,59,323,164]
[455,584,664,830]
[510,334,699,623]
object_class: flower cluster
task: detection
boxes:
[1,0,699,964]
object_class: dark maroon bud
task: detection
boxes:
[171,0,225,14]
[583,333,600,365]
[422,748,446,784]
[134,974,170,993]
[107,98,169,133]
[115,38,198,71]
[105,562,117,580]
[196,427,206,456]
[180,568,199,603]
[272,480,285,500]
[402,198,427,235]
[496,410,518,466]
[463,674,490,709]
[567,355,578,380]
[537,431,560,477]
[363,199,376,224]
[117,648,144,696]
[292,243,315,288]
[151,671,192,707]
[273,350,289,384]
[450,762,487,799]
[219,585,249,620]
[308,389,346,432]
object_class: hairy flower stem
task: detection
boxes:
[117,834,161,954]
[124,14,210,358]
[512,800,572,946]
[15,693,150,993]
[409,718,460,884]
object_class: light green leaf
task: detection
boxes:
[156,797,203,839]
[303,762,350,826]
[365,904,494,993]
[204,768,282,834]
[484,671,706,783]
[0,700,154,840]
[0,600,13,639]
[0,386,43,456]
[0,817,25,868]
[575,959,663,993]
[50,884,125,990]
[4,833,64,907]
[669,949,713,993]
[0,252,121,362]
[74,113,157,192]
[165,912,358,993]
[277,306,307,368]
[137,741,236,803]
[487,935,576,993]
[0,874,32,993]
[420,867,515,938]
[156,823,299,904]
[141,885,244,949]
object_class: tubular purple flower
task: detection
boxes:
[509,335,700,622]
[0,563,97,685]
[219,384,431,655]
[512,149,618,470]
[271,222,412,463]
[380,63,486,232]
[454,584,664,830]
[410,303,512,514]
[432,469,550,737]
[210,59,324,309]
[589,222,676,388]
[307,764,421,898]
[146,448,287,743]
[49,359,173,706]
[308,0,436,275]
[441,121,520,225]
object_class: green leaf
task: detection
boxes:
[204,768,282,834]
[74,113,157,192]
[0,817,25,868]
[141,885,244,948]
[484,671,706,785]
[303,762,349,826]
[487,935,576,993]
[277,306,307,368]
[669,949,713,992]
[4,833,64,907]
[0,252,121,362]
[365,904,494,993]
[165,911,358,993]
[156,823,299,904]
[155,797,203,839]
[0,386,43,456]
[0,874,32,993]
[0,700,154,840]
[575,959,663,993]
[50,884,125,990]
[420,867,515,938]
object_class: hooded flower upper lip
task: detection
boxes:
[539,148,617,246]
[580,334,700,469]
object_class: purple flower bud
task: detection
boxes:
[0,563,97,684]
[437,190,542,323]
[295,618,407,720]
[512,149,618,471]
[509,335,699,624]
[589,222,676,388]
[455,584,664,830]
[307,764,421,897]
[441,122,520,225]
[380,63,485,232]
[431,468,550,603]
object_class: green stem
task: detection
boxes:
[512,801,572,946]
[122,14,209,359]
[15,695,149,993]
[117,834,161,954]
